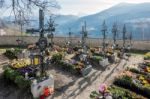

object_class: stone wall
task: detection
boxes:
[0,36,149,50]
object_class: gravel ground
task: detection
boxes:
[0,54,144,99]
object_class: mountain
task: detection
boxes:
[54,15,78,25]
[57,3,150,40]
[1,14,78,35]
[1,3,150,40]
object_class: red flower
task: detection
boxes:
[40,95,45,99]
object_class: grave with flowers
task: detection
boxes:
[3,9,55,99]
[90,83,146,99]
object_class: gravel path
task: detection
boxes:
[52,55,144,99]
[53,60,126,99]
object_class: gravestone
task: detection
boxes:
[81,65,92,76]
[99,58,109,67]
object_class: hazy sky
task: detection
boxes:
[1,0,150,17]
[58,0,150,16]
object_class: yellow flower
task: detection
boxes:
[139,76,144,80]
[142,80,148,84]
[148,70,150,73]
[144,84,150,87]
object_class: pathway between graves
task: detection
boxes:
[53,55,143,99]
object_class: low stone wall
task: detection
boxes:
[0,36,149,50]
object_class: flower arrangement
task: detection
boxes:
[138,75,150,88]
[4,67,31,89]
[17,67,36,76]
[99,84,108,94]
[119,71,133,78]
[114,72,150,98]
[90,85,146,99]
[144,52,150,60]
[144,67,150,73]
[11,59,31,69]
[106,48,113,55]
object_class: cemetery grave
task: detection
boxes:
[0,1,149,99]
[89,52,150,99]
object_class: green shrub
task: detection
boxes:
[129,68,140,73]
[56,60,78,74]
[109,86,146,99]
[4,50,17,59]
[4,68,30,89]
[51,53,62,62]
[15,75,30,89]
[114,76,150,98]
[89,86,146,99]
[91,55,102,63]
[14,48,22,53]
[109,86,131,99]
[90,91,102,99]
[4,68,19,80]
[129,68,148,75]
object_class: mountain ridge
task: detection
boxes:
[1,3,150,40]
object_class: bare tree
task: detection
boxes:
[0,0,60,22]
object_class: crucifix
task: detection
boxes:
[127,31,132,52]
[81,21,88,53]
[68,28,72,47]
[47,16,55,48]
[26,9,49,76]
[129,32,132,47]
[101,20,107,55]
[122,24,127,49]
[112,23,118,46]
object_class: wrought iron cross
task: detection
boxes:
[26,9,52,37]
[112,23,118,45]
[101,20,107,53]
[81,21,88,53]
[47,16,55,47]
[122,24,127,49]
[81,22,88,47]
[26,9,48,76]
[68,28,72,47]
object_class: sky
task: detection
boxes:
[58,0,150,16]
[1,0,150,18]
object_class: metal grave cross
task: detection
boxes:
[101,20,107,53]
[26,9,49,76]
[81,21,88,53]
[26,9,52,38]
[47,16,56,47]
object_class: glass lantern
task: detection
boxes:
[30,54,41,66]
